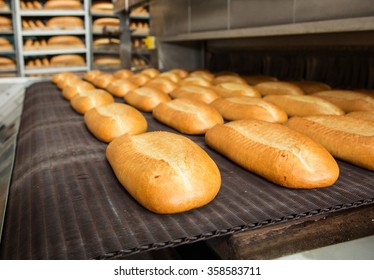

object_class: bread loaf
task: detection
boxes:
[44,0,82,9]
[106,79,138,97]
[106,131,221,214]
[189,70,214,82]
[93,38,120,45]
[94,55,121,66]
[52,71,76,84]
[93,18,119,27]
[56,74,81,89]
[212,75,247,85]
[91,2,114,13]
[33,1,42,9]
[179,76,212,87]
[47,35,84,46]
[286,115,374,170]
[153,98,224,134]
[46,17,83,29]
[291,81,331,95]
[124,86,171,112]
[0,56,15,66]
[169,68,189,79]
[92,73,114,89]
[113,69,133,80]
[84,103,147,142]
[70,89,114,114]
[158,72,181,83]
[50,54,85,66]
[213,83,261,98]
[205,120,339,189]
[140,68,160,78]
[129,73,152,86]
[241,75,278,85]
[146,78,178,94]
[170,85,219,104]
[346,111,374,123]
[83,70,102,82]
[263,95,344,117]
[0,16,11,28]
[254,81,305,96]
[62,81,95,100]
[313,90,374,112]
[211,97,288,123]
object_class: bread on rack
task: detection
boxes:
[91,2,114,13]
[291,81,331,95]
[0,0,9,11]
[0,16,11,30]
[84,103,147,143]
[241,75,278,85]
[124,86,171,112]
[0,37,12,51]
[106,131,221,214]
[213,83,261,98]
[0,56,15,69]
[44,0,82,10]
[93,38,120,46]
[153,98,224,134]
[33,1,43,9]
[62,81,95,101]
[106,79,138,97]
[170,85,219,104]
[286,115,374,170]
[145,78,178,94]
[211,96,288,123]
[205,119,339,189]
[254,81,305,96]
[93,17,120,27]
[46,16,84,29]
[50,54,85,66]
[312,90,374,112]
[94,55,121,67]
[263,95,345,117]
[47,35,84,47]
[70,89,114,115]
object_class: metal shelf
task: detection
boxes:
[23,48,87,57]
[0,30,13,35]
[24,66,88,75]
[130,14,150,20]
[91,12,118,18]
[0,10,12,15]
[21,29,86,36]
[20,10,86,17]
[0,50,15,55]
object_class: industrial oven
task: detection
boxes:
[0,0,373,259]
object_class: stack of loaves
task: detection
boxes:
[51,68,374,215]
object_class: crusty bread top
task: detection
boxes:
[301,115,374,137]
[254,81,305,96]
[130,86,165,97]
[113,69,133,79]
[346,111,374,123]
[93,18,120,26]
[212,75,247,85]
[214,83,261,97]
[179,76,212,87]
[159,72,181,83]
[170,85,219,103]
[46,16,83,27]
[169,68,189,79]
[0,37,10,46]
[291,81,331,94]
[241,75,278,85]
[226,97,283,118]
[47,35,83,45]
[189,70,214,81]
[141,68,160,78]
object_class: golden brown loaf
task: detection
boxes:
[56,74,81,89]
[291,81,331,95]
[286,115,374,170]
[140,68,160,78]
[212,75,247,85]
[106,131,221,214]
[44,0,82,9]
[70,89,114,115]
[0,16,11,27]
[106,79,138,97]
[93,38,120,45]
[153,98,224,134]
[205,120,339,189]
[313,90,374,112]
[93,18,119,27]
[112,69,133,80]
[47,35,84,46]
[169,68,189,79]
[189,70,214,81]
[124,86,171,112]
[33,1,43,9]
[158,72,181,83]
[179,76,212,87]
[51,71,76,84]
[83,70,102,82]
[254,81,305,96]
[92,73,115,89]
[62,81,95,101]
[0,37,10,46]
[84,103,147,143]
[345,111,374,123]
[263,95,345,117]
[94,55,121,66]
[213,83,261,98]
[145,78,178,94]
[46,17,84,28]
[170,85,219,104]
[0,56,15,66]
[91,2,114,12]
[241,75,278,85]
[50,54,85,66]
[129,73,152,86]
[211,96,288,123]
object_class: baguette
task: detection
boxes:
[57,75,82,89]
[91,2,114,13]
[124,86,171,112]
[0,16,11,27]
[286,115,374,170]
[169,68,189,79]
[254,81,305,96]
[213,83,261,98]
[92,73,115,89]
[0,56,15,66]
[179,76,212,87]
[153,98,224,134]
[94,55,121,66]
[211,97,288,123]
[46,17,84,28]
[205,120,339,189]
[83,70,102,83]
[312,90,374,112]
[47,35,84,46]
[169,85,219,104]
[106,79,138,97]
[141,68,160,79]
[70,89,114,115]
[241,75,278,85]
[291,81,331,95]
[263,95,344,117]
[44,0,82,10]
[51,71,77,84]
[62,81,95,100]
[50,54,85,66]
[145,78,178,94]
[93,18,120,27]
[112,69,133,80]
[106,131,221,214]
[129,73,152,86]
[345,111,374,123]
[212,75,247,85]
[158,72,181,83]
[33,1,42,9]
[84,103,147,143]
[189,70,214,82]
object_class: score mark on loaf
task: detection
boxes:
[106,131,221,214]
[205,120,339,189]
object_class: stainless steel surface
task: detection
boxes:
[190,0,227,32]
[0,82,25,242]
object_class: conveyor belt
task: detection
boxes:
[1,82,373,259]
